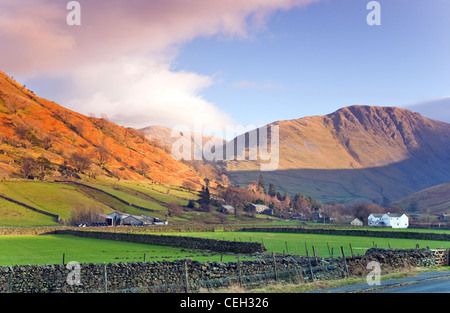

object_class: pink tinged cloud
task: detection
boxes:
[0,0,318,129]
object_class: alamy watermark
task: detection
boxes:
[66,1,81,26]
[66,261,82,286]
[367,1,381,26]
[366,261,381,286]
[65,1,381,27]
[170,122,280,172]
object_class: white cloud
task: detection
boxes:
[0,0,318,129]
[402,96,450,123]
[66,56,234,130]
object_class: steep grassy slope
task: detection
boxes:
[0,70,204,187]
[0,179,200,227]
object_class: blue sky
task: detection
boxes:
[2,0,449,132]
[174,0,450,126]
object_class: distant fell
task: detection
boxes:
[223,105,450,204]
[393,183,450,214]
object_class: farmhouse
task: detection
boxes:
[368,213,409,229]
[217,205,235,215]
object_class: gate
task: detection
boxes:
[431,249,450,266]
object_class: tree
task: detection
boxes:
[167,202,183,217]
[351,202,384,225]
[69,152,93,173]
[95,145,111,167]
[36,156,52,180]
[182,180,196,193]
[198,186,211,211]
[268,182,276,197]
[258,174,266,194]
[136,159,150,177]
[19,157,39,179]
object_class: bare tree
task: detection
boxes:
[136,159,150,177]
[167,202,183,218]
[69,152,93,173]
[182,180,197,192]
[95,145,111,167]
[19,157,38,179]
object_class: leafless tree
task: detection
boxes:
[19,157,38,178]
[95,145,111,167]
[136,159,150,177]
[69,152,93,173]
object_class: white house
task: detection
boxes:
[368,213,409,229]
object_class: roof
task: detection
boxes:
[385,213,404,218]
[221,205,235,210]
[251,204,269,209]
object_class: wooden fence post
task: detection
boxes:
[305,246,315,282]
[237,257,243,287]
[272,252,278,282]
[341,246,349,278]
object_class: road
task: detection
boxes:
[306,271,450,293]
[372,276,450,293]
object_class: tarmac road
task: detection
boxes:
[306,271,450,293]
[372,275,450,293]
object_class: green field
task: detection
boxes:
[0,179,201,227]
[1,229,449,267]
[0,235,251,266]
[170,231,450,257]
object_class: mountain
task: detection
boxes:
[0,70,204,187]
[221,105,450,204]
[142,125,226,158]
[392,183,450,214]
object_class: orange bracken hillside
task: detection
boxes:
[0,70,204,187]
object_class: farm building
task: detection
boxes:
[340,216,364,226]
[106,212,168,226]
[368,213,409,229]
[248,204,272,215]
[217,205,235,215]
[350,218,363,226]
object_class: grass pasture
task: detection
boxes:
[0,229,449,267]
[169,231,450,258]
[0,235,251,267]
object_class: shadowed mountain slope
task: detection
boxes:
[222,105,450,204]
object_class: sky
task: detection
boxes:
[0,0,449,137]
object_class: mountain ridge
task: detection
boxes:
[222,105,450,204]
[0,70,204,187]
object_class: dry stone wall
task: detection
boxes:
[47,229,266,254]
[0,248,436,293]
[242,227,450,241]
